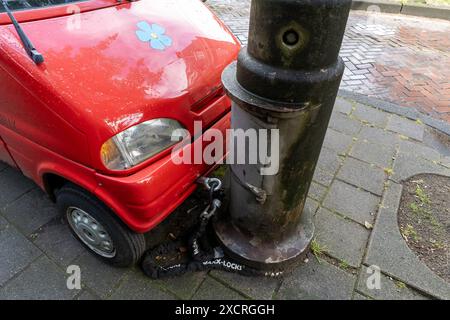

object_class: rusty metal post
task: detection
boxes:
[215,0,352,270]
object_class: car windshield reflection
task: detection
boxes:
[0,0,88,13]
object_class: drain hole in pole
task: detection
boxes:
[283,29,300,46]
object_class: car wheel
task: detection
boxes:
[56,184,146,267]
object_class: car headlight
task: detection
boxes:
[101,118,188,170]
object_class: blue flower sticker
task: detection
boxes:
[136,21,173,51]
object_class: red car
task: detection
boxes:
[0,0,239,266]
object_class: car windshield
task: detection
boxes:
[0,0,88,13]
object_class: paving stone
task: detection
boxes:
[71,252,129,299]
[350,139,396,168]
[392,152,450,183]
[306,197,319,216]
[154,272,207,299]
[387,115,424,141]
[312,167,334,187]
[323,129,354,155]
[0,225,41,286]
[317,147,344,174]
[277,258,356,300]
[329,112,362,136]
[323,180,380,225]
[352,103,389,128]
[440,156,450,168]
[307,182,328,202]
[0,168,35,209]
[210,270,279,300]
[398,140,441,162]
[32,220,85,268]
[357,266,428,300]
[192,277,246,300]
[359,126,401,147]
[3,189,60,236]
[0,255,77,300]
[334,97,353,115]
[109,270,176,300]
[365,182,450,299]
[353,292,371,300]
[76,289,100,300]
[315,208,370,268]
[0,214,7,230]
[337,157,387,195]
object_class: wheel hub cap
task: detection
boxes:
[67,207,116,258]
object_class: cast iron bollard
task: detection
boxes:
[215,0,352,271]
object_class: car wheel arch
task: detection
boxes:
[42,172,69,201]
[41,171,134,233]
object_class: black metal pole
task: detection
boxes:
[215,0,352,271]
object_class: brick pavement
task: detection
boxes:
[207,0,450,123]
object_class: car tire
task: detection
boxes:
[56,183,146,267]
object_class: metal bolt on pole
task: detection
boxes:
[215,0,352,271]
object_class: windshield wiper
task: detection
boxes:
[1,0,44,64]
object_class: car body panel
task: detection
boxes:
[0,135,16,167]
[0,0,239,232]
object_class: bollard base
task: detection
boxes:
[213,207,314,272]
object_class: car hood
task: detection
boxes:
[0,0,239,138]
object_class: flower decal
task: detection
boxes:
[136,21,173,51]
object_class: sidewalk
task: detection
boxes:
[1,95,449,300]
[208,0,450,123]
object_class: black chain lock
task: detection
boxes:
[141,177,284,279]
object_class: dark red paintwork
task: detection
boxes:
[0,0,240,232]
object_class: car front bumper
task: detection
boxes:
[93,112,230,233]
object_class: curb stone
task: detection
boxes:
[351,0,450,21]
[338,90,450,136]
[365,182,450,300]
[352,0,402,14]
[357,266,429,300]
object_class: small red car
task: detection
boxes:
[0,0,239,266]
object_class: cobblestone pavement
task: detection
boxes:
[207,0,450,123]
[1,95,449,300]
